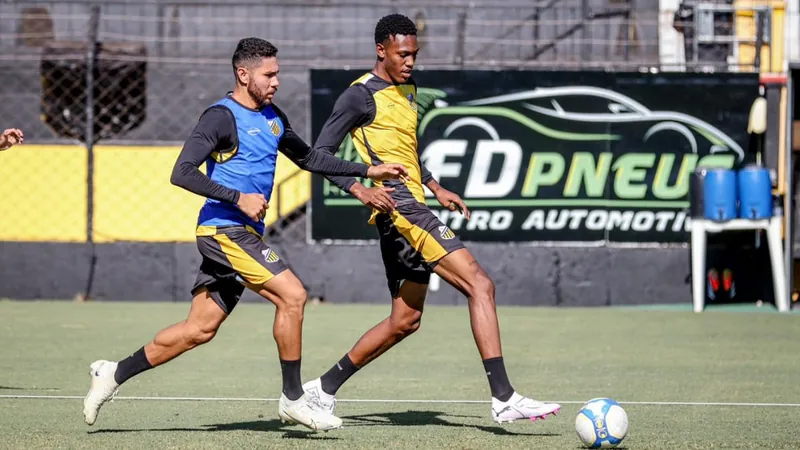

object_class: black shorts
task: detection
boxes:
[376,201,465,297]
[192,225,288,314]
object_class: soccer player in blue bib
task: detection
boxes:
[82,37,407,431]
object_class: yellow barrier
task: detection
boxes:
[0,145,311,243]
[0,145,87,242]
[93,146,310,242]
[93,146,203,243]
[274,169,311,220]
[735,0,786,73]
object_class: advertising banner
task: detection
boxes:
[310,70,758,243]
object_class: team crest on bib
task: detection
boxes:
[267,119,281,136]
[438,225,455,240]
[261,248,280,263]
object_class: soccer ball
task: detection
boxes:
[575,398,628,448]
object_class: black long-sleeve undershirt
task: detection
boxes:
[170,106,241,203]
[170,103,369,202]
[313,83,434,193]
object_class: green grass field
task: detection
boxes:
[1,300,799,449]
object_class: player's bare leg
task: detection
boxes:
[144,288,229,365]
[246,270,307,363]
[83,289,227,425]
[247,271,343,431]
[434,248,561,423]
[433,249,501,359]
[304,281,427,413]
[347,280,426,366]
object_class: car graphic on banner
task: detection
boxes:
[418,86,744,162]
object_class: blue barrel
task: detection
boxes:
[738,165,772,219]
[703,168,737,221]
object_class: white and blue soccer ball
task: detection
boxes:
[574,398,628,449]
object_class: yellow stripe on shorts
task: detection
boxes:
[391,212,449,264]
[212,233,274,285]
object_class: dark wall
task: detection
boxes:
[0,239,691,307]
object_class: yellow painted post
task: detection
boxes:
[735,0,786,72]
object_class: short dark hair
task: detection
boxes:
[232,37,278,72]
[374,14,417,45]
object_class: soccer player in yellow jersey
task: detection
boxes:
[304,14,562,424]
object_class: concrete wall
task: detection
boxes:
[0,235,692,307]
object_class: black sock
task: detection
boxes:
[280,359,304,400]
[114,347,153,385]
[320,354,359,396]
[483,357,514,402]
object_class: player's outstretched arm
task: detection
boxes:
[0,128,23,151]
[274,104,407,181]
[312,86,372,193]
[310,86,398,212]
[170,107,268,222]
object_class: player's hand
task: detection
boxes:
[0,128,23,151]
[435,189,470,220]
[237,193,269,222]
[353,186,396,213]
[366,163,409,182]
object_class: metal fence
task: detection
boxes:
[1,0,762,144]
[0,0,787,245]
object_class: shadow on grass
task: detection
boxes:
[341,410,562,437]
[0,385,60,391]
[88,410,562,439]
[88,418,339,440]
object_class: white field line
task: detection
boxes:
[1,394,799,407]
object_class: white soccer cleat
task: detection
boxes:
[491,392,561,424]
[278,393,342,432]
[83,360,120,426]
[302,378,337,414]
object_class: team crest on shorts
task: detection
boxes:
[267,119,281,136]
[438,225,455,240]
[261,248,280,263]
